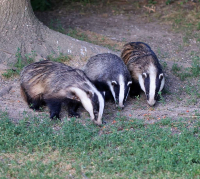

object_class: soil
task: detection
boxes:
[0,1,200,125]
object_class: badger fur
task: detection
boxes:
[121,42,165,106]
[84,53,132,108]
[20,60,105,125]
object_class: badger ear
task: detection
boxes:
[127,81,132,86]
[66,87,82,102]
[67,91,81,101]
[86,90,94,99]
[111,81,117,86]
[159,73,164,80]
[72,93,81,101]
[142,73,147,78]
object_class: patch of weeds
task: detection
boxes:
[48,52,71,63]
[182,35,189,44]
[148,0,157,5]
[2,48,35,78]
[171,63,181,74]
[67,28,122,51]
[191,56,200,77]
[183,81,200,105]
[2,69,17,79]
[177,44,184,52]
[49,19,65,34]
[177,71,191,81]
[67,28,91,42]
[158,91,165,104]
[165,0,172,5]
[161,61,168,70]
[132,95,144,109]
[173,55,200,80]
[171,63,191,81]
[103,44,120,52]
[157,48,169,59]
[162,87,171,95]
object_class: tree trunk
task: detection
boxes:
[0,0,112,65]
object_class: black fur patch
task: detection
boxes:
[67,99,81,118]
[129,80,141,97]
[45,98,62,120]
[155,74,162,100]
[94,81,113,101]
[94,81,109,91]
[21,85,45,110]
[91,93,99,121]
[113,84,120,104]
[123,85,130,105]
[144,74,150,100]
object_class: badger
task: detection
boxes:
[84,53,132,108]
[121,42,165,106]
[20,60,105,125]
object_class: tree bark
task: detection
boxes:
[0,0,112,65]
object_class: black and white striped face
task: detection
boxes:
[69,85,104,125]
[108,74,132,108]
[138,64,165,106]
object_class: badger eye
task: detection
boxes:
[111,81,117,86]
[142,73,147,79]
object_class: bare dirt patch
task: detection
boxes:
[1,1,200,124]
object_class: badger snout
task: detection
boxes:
[147,99,156,107]
[116,104,124,109]
[92,118,103,125]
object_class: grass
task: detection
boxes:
[170,55,200,106]
[66,28,123,51]
[49,19,66,34]
[1,110,200,178]
[148,1,200,44]
[171,55,200,81]
[67,28,92,42]
[47,51,71,63]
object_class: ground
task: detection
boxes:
[0,0,200,124]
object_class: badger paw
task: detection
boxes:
[68,112,80,118]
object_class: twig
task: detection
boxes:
[0,49,14,55]
[143,5,156,13]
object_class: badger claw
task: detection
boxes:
[68,113,80,118]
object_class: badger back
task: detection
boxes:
[20,60,73,101]
[121,42,153,65]
[84,53,132,108]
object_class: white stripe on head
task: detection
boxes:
[125,87,130,102]
[69,87,94,119]
[124,81,132,102]
[119,74,125,108]
[148,63,157,106]
[138,74,145,93]
[85,82,105,125]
